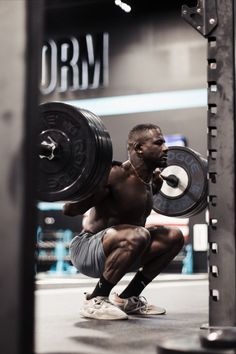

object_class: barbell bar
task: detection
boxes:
[37,102,208,218]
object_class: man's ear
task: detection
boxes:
[134,142,143,155]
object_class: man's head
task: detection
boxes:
[127,124,168,167]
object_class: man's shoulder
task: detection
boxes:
[109,161,127,181]
[112,160,123,167]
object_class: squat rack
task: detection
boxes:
[182,0,236,328]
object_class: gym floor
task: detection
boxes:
[35,274,208,354]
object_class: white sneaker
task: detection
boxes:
[110,293,166,315]
[80,295,128,320]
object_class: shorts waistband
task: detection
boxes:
[78,230,94,237]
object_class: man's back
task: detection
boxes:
[83,161,154,233]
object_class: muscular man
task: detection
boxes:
[64,124,184,320]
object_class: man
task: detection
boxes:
[64,124,184,320]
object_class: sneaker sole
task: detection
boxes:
[112,303,166,316]
[80,310,128,320]
[127,310,166,315]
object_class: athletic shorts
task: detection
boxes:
[69,229,107,278]
[69,228,142,278]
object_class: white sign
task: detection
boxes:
[193,223,208,251]
[40,33,109,95]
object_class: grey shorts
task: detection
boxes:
[69,229,107,278]
[69,228,142,278]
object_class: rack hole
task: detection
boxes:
[210,289,219,301]
[210,265,219,277]
[208,37,217,47]
[210,242,218,253]
[209,105,217,114]
[209,149,217,160]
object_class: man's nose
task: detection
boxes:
[163,144,168,153]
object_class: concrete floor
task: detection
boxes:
[35,275,209,354]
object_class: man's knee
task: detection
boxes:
[168,228,184,249]
[124,226,151,252]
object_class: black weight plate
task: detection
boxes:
[48,106,113,203]
[86,110,113,194]
[89,121,112,196]
[37,102,98,202]
[155,147,207,217]
[183,155,208,217]
[74,108,111,199]
[200,329,236,349]
[72,111,102,201]
[153,146,207,217]
[156,335,225,354]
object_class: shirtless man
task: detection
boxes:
[64,124,184,320]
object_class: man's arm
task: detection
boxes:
[63,163,123,216]
[63,184,110,216]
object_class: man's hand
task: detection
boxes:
[63,201,83,216]
[152,168,163,194]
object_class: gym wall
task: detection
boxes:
[41,2,207,159]
[37,1,208,273]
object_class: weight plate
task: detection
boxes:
[161,165,189,198]
[72,110,102,201]
[153,146,207,217]
[200,329,236,349]
[73,109,111,200]
[183,155,208,217]
[87,110,113,194]
[37,102,112,202]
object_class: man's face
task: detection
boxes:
[139,128,168,168]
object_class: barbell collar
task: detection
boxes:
[39,137,59,161]
[161,174,179,188]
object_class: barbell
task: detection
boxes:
[37,101,208,218]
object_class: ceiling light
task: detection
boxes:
[114,0,131,13]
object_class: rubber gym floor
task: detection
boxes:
[35,274,209,354]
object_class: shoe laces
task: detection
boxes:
[128,296,149,313]
[94,297,110,306]
[84,293,111,308]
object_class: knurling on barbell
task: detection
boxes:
[37,102,207,217]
